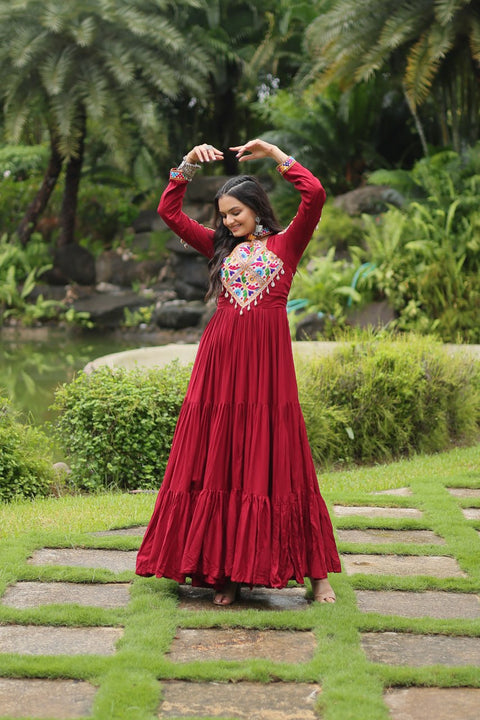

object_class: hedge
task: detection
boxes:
[51,337,480,492]
[0,396,54,501]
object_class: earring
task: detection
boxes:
[254,216,270,237]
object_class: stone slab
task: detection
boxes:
[372,487,412,496]
[447,488,480,498]
[462,508,480,520]
[355,590,480,619]
[384,687,480,720]
[362,631,480,666]
[0,625,123,656]
[159,680,320,719]
[334,505,422,519]
[337,529,445,545]
[28,548,137,573]
[91,526,147,536]
[342,554,466,577]
[0,678,96,719]
[178,585,309,611]
[2,581,131,609]
[169,628,316,663]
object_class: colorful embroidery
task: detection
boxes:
[276,156,296,175]
[221,240,285,314]
[169,167,188,182]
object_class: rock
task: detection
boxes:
[131,209,167,233]
[347,300,396,329]
[72,291,153,327]
[53,244,96,285]
[95,251,137,286]
[153,300,206,329]
[52,462,71,477]
[25,284,67,302]
[171,254,209,289]
[333,185,404,216]
[295,313,328,340]
[174,280,206,301]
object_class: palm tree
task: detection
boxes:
[0,0,210,246]
[305,0,480,153]
[165,0,320,173]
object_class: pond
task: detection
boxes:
[0,330,161,426]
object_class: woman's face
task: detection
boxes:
[218,195,256,237]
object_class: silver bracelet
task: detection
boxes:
[177,156,201,181]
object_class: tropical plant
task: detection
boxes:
[0,0,210,246]
[164,0,321,172]
[305,0,480,153]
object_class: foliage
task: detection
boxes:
[0,0,211,245]
[0,395,54,502]
[0,233,93,328]
[288,247,363,338]
[52,339,480,491]
[0,172,140,248]
[305,0,480,150]
[297,335,480,467]
[257,81,416,194]
[361,146,480,341]
[0,144,48,179]
[51,362,193,492]
[308,202,365,256]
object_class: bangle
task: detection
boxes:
[276,156,296,175]
[176,156,201,181]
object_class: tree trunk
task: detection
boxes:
[403,88,429,157]
[57,109,86,247]
[16,137,63,247]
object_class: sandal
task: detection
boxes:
[310,578,336,603]
[213,580,239,606]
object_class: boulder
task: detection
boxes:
[53,245,96,286]
[295,313,329,341]
[72,291,153,327]
[174,280,206,301]
[171,253,209,290]
[333,185,404,216]
[347,300,396,329]
[153,299,206,329]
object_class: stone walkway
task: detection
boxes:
[0,481,479,719]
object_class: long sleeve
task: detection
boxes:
[270,160,326,270]
[158,174,215,259]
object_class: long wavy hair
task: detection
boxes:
[205,175,283,301]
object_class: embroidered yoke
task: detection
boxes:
[135,159,342,590]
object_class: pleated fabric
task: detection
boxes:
[136,299,341,589]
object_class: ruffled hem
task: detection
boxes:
[136,486,341,588]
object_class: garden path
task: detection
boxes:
[0,482,479,718]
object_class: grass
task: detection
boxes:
[0,444,479,719]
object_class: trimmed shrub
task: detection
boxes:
[51,362,192,492]
[0,396,54,502]
[297,336,480,466]
[52,337,480,491]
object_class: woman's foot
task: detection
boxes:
[213,580,239,606]
[310,577,336,603]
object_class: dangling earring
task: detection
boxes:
[254,216,270,237]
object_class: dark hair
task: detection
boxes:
[205,175,283,300]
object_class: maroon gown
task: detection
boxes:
[135,158,341,589]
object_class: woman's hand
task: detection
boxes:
[230,139,289,165]
[185,143,223,164]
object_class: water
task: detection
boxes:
[0,330,155,426]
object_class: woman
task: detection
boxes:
[136,139,341,605]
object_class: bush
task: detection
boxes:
[51,362,192,492]
[297,335,480,466]
[52,338,480,491]
[0,396,54,502]
[0,145,49,180]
